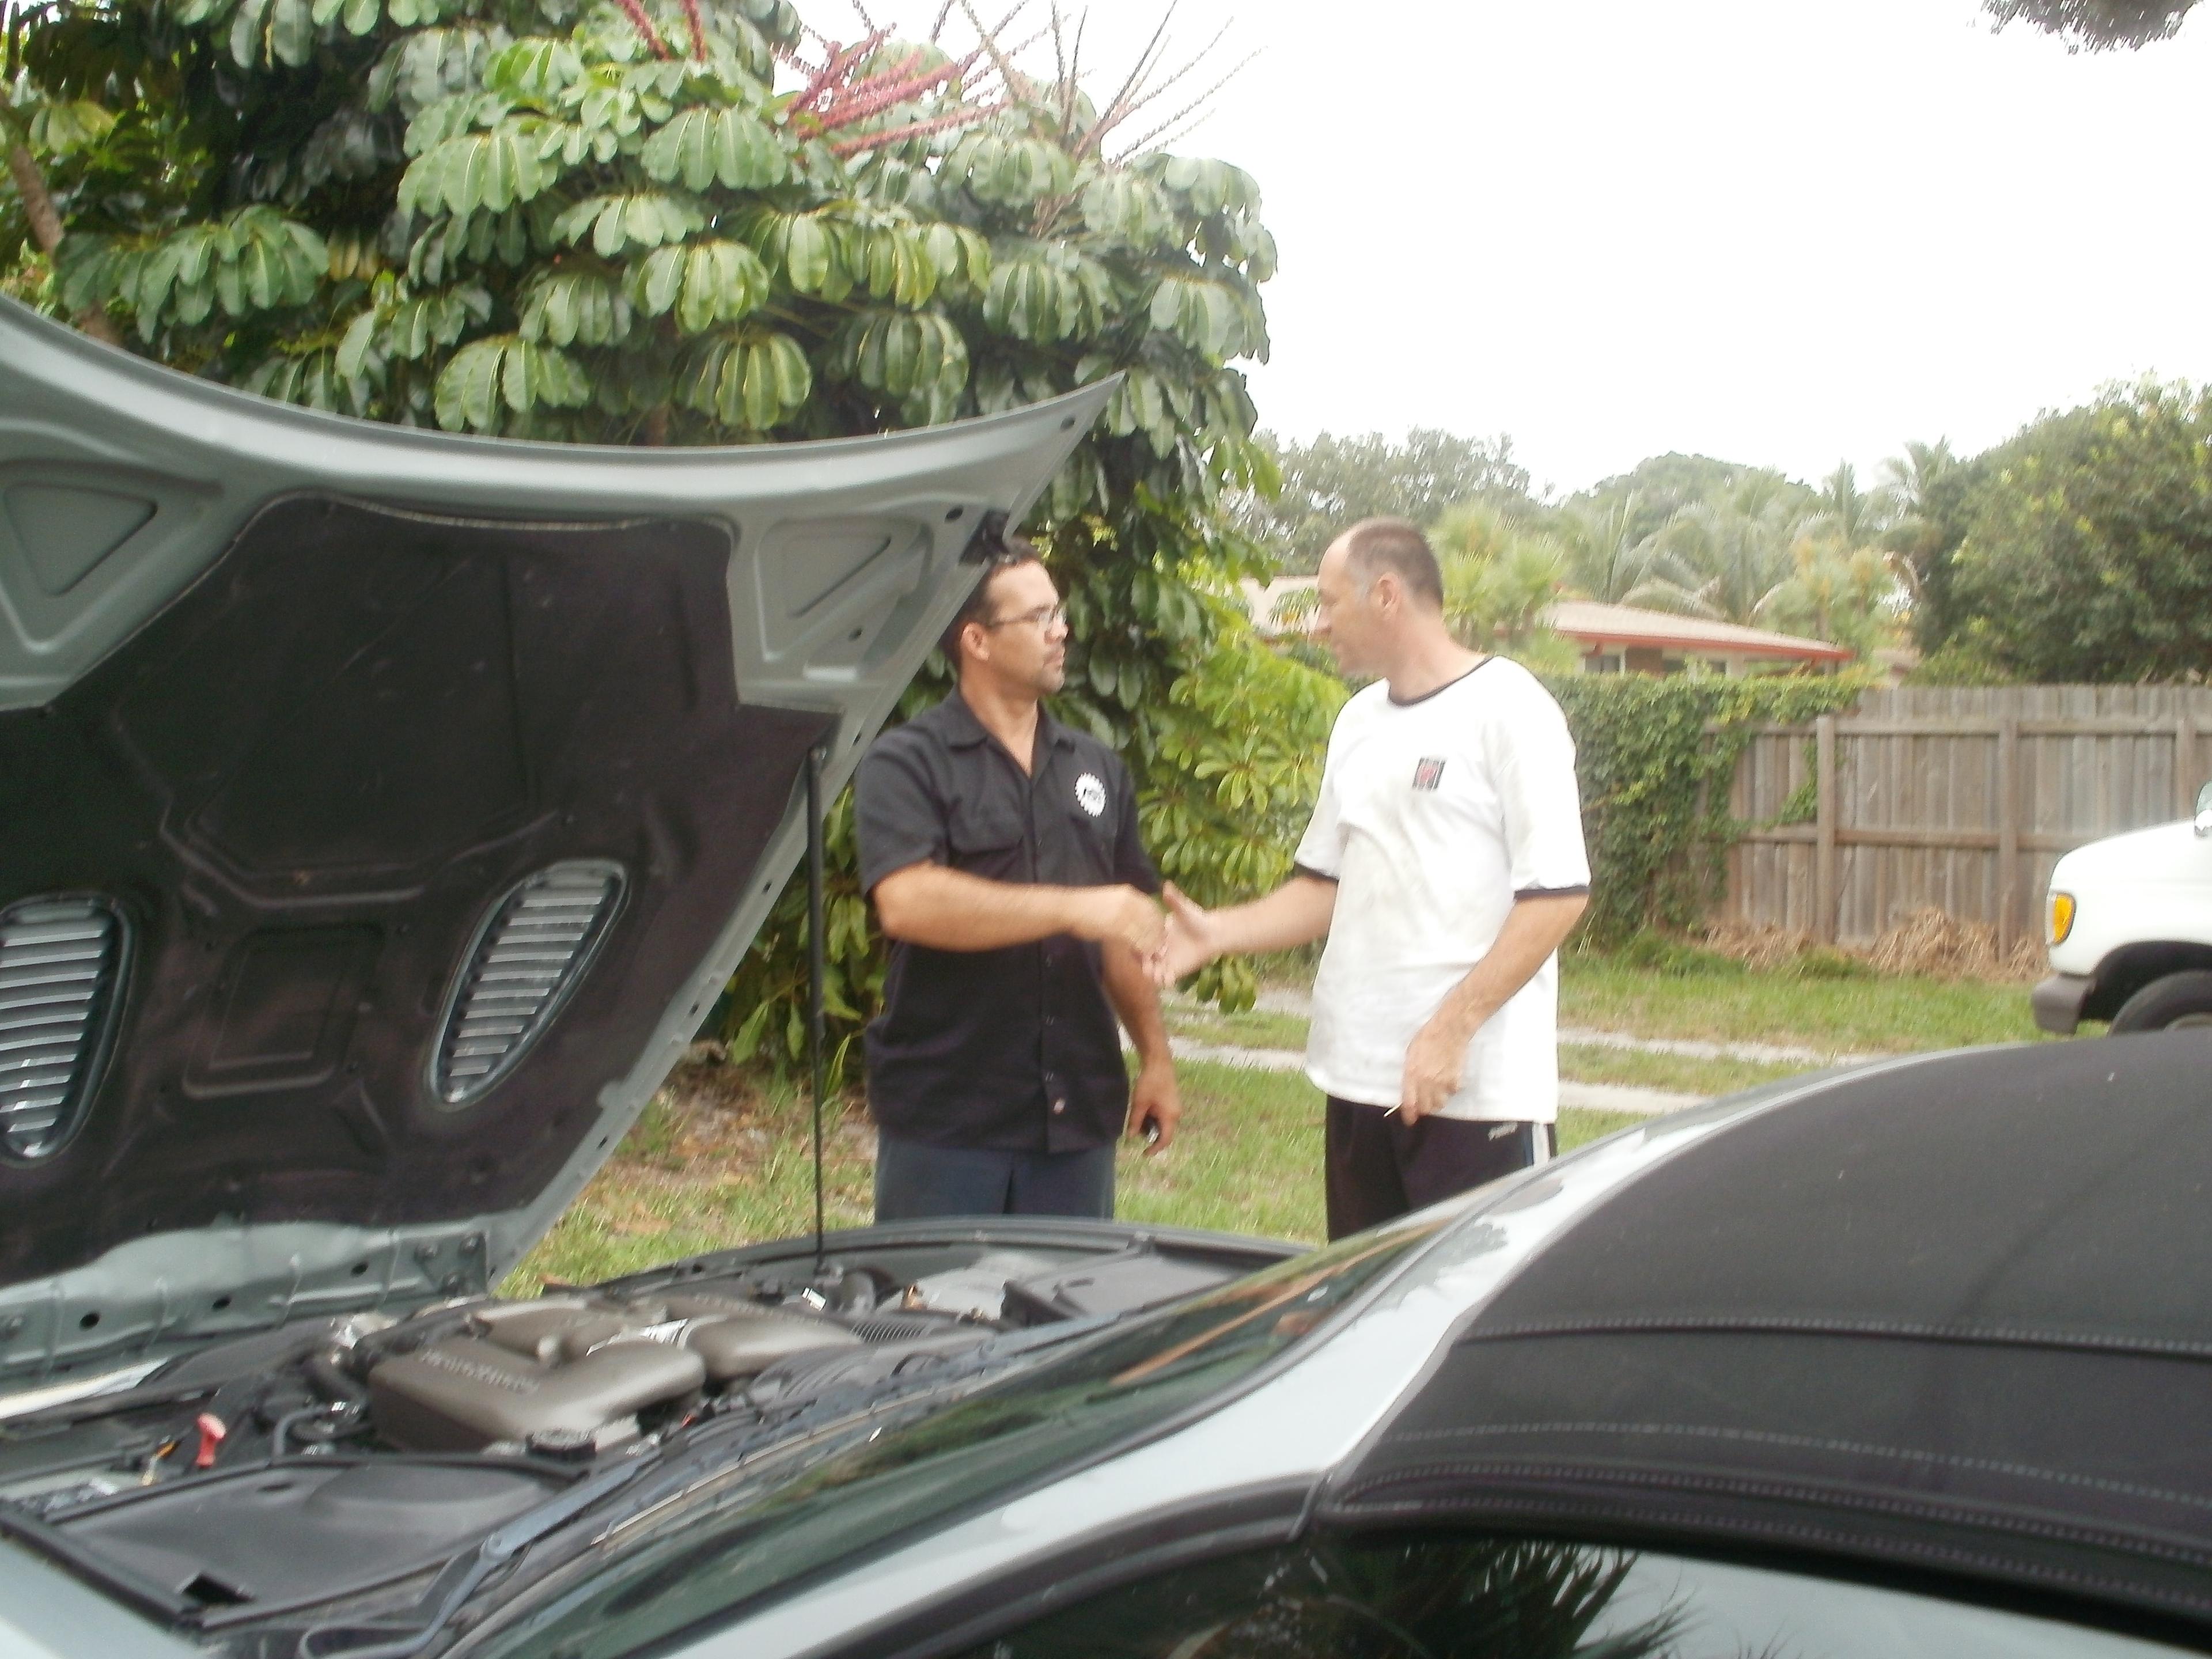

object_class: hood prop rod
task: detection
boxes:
[806,737,830,1270]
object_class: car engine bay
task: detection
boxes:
[0,1238,1256,1635]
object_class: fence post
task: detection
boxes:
[1997,717,2020,952]
[2180,712,2199,819]
[1815,715,1836,944]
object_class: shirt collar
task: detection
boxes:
[935,692,993,749]
[936,692,1077,755]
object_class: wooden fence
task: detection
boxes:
[1721,687,2212,947]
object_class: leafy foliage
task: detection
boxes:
[1910,381,2212,684]
[5,0,1289,1074]
[1570,452,1816,553]
[1142,615,1346,1007]
[718,788,876,1073]
[1546,459,1903,654]
[1983,0,2200,48]
[1547,672,1870,943]
[1237,427,1531,574]
[1431,499,1579,672]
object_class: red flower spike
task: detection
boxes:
[828,101,1001,158]
[794,32,888,117]
[816,54,975,131]
[612,0,672,60]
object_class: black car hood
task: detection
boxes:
[0,297,1108,1388]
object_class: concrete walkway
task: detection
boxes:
[1146,985,1885,1118]
[1162,1033,1705,1117]
[1250,986,1879,1069]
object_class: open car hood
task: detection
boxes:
[0,297,1109,1389]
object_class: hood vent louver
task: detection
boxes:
[433,862,625,1108]
[0,897,127,1162]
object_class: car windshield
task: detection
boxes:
[469,1214,1449,1658]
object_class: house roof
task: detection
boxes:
[1547,600,1852,662]
[1241,576,1320,634]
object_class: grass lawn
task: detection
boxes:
[507,949,2044,1297]
[1162,1004,1309,1051]
[507,1059,1648,1291]
[1556,1043,1801,1097]
[1176,957,2043,1062]
[1556,955,2046,1056]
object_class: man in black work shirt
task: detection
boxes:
[854,539,1179,1221]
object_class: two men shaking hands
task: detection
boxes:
[855,517,1589,1240]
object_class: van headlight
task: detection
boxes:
[2047,891,2076,946]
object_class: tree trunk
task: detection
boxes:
[641,403,671,446]
[6,141,124,347]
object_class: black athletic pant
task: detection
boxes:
[1324,1097,1555,1241]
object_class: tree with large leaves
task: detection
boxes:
[1914,381,2212,684]
[1236,427,1532,575]
[1430,498,1578,672]
[1877,437,1957,610]
[3,0,1319,1052]
[1620,491,1800,630]
[1586,462,1900,655]
[1551,491,1654,605]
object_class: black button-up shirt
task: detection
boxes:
[855,694,1157,1153]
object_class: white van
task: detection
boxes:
[2033,783,2212,1033]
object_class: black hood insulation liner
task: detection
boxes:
[0,495,835,1283]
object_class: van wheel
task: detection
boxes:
[2109,971,2212,1032]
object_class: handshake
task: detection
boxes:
[1075,882,1218,987]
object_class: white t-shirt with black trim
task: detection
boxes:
[1293,657,1590,1123]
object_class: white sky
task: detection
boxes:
[868,0,2212,497]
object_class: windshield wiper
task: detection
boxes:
[294,1446,657,1659]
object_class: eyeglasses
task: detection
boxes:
[982,604,1066,632]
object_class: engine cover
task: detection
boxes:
[366,1293,864,1451]
[369,1335,704,1453]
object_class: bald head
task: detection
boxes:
[1336,517,1444,612]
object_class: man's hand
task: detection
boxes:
[1125,1060,1181,1152]
[1153,883,1225,986]
[1399,1011,1472,1123]
[1072,885,1166,957]
[1395,891,1588,1121]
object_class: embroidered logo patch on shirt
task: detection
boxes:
[1074,772,1108,817]
[1412,757,1448,791]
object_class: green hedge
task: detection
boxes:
[1543,673,1870,944]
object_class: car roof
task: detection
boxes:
[1325,1032,2212,1639]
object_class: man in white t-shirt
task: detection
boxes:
[1155,517,1590,1237]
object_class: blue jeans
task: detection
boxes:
[873,1132,1116,1222]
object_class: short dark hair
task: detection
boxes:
[1340,517,1444,611]
[940,532,1043,661]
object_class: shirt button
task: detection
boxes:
[1051,1099,1066,1115]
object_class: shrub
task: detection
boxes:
[1544,673,1870,944]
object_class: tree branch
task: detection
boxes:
[5,141,123,346]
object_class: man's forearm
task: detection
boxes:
[1207,874,1339,957]
[873,863,1153,953]
[1429,893,1589,1044]
[1101,940,1171,1067]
